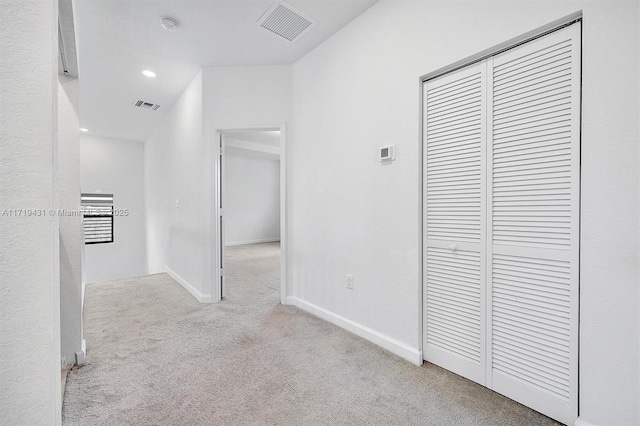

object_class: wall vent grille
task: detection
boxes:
[256,1,316,43]
[132,100,160,111]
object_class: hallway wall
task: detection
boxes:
[0,0,61,424]
[80,135,146,282]
[145,70,206,299]
[59,75,84,366]
[289,0,639,425]
[224,152,280,246]
[144,66,291,301]
[202,65,292,129]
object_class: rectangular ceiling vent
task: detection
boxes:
[132,100,160,111]
[256,1,316,43]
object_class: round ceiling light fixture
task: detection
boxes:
[79,128,88,132]
[142,69,156,78]
[160,17,179,32]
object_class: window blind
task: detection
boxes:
[81,193,114,244]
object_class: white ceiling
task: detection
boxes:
[76,0,379,142]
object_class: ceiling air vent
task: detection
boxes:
[132,100,160,111]
[256,1,316,43]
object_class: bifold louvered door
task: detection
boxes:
[423,23,580,425]
[423,61,487,385]
[488,23,580,424]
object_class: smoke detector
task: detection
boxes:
[160,17,179,32]
[256,1,316,43]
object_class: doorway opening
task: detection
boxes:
[215,127,286,305]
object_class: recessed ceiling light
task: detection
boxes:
[160,17,179,32]
[142,69,156,78]
[79,128,88,132]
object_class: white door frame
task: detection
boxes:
[209,124,287,305]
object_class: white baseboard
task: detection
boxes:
[287,296,423,366]
[575,418,597,426]
[225,238,280,247]
[165,266,213,303]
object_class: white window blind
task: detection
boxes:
[81,193,114,244]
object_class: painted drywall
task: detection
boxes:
[0,0,61,424]
[80,135,146,282]
[224,151,280,246]
[290,1,639,425]
[58,75,84,366]
[144,66,291,300]
[202,65,292,299]
[145,70,206,300]
[202,65,292,129]
[290,1,424,357]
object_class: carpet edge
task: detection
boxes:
[287,296,423,366]
[165,266,213,303]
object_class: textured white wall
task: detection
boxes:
[58,75,84,365]
[224,152,280,246]
[145,70,205,296]
[291,1,639,425]
[0,0,61,424]
[80,135,146,282]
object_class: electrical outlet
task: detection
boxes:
[346,274,354,290]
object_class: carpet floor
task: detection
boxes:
[62,242,559,425]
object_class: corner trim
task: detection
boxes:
[165,266,213,303]
[287,296,423,365]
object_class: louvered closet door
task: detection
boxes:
[423,62,487,385]
[488,24,580,425]
[423,22,580,425]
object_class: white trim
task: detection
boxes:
[279,125,287,305]
[226,238,280,247]
[165,266,213,303]
[574,418,597,426]
[420,11,582,82]
[287,296,423,365]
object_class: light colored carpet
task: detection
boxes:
[63,242,559,425]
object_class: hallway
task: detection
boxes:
[63,243,557,425]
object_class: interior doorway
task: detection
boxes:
[216,128,285,304]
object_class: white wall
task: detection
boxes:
[145,70,207,300]
[0,0,61,424]
[144,66,291,301]
[202,65,291,299]
[58,75,84,366]
[290,1,424,358]
[202,65,292,129]
[224,151,280,246]
[80,135,146,282]
[290,1,639,425]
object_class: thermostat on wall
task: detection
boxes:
[380,145,395,162]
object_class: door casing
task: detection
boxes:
[208,124,287,304]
